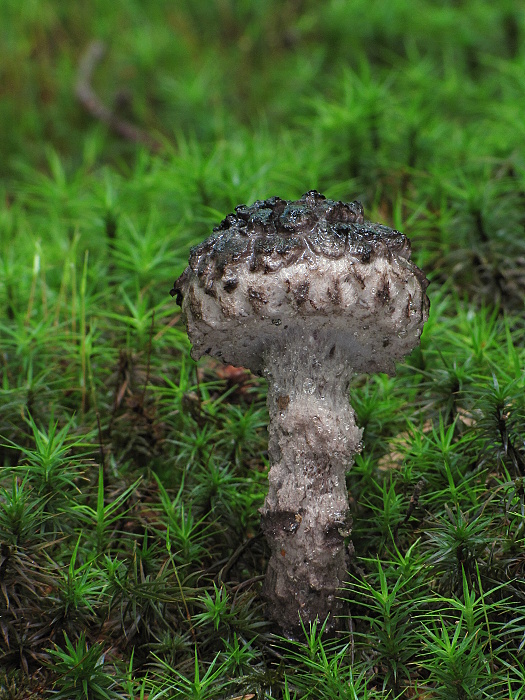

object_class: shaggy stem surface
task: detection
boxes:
[260,331,362,635]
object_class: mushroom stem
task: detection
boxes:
[260,330,362,635]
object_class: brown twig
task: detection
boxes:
[75,40,161,151]
[217,533,264,585]
[394,478,426,546]
[402,478,426,525]
[141,309,155,407]
[95,409,107,479]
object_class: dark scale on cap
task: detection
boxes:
[223,278,239,293]
[171,192,415,303]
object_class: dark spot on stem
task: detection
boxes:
[247,286,268,311]
[277,395,290,411]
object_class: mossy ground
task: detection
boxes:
[1,1,525,697]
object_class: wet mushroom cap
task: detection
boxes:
[171,191,429,375]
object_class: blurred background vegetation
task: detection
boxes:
[2,0,524,174]
[2,0,525,307]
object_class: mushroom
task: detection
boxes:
[171,191,429,636]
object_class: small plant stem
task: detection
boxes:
[39,246,48,322]
[25,244,40,325]
[95,410,107,482]
[141,309,155,407]
[80,250,89,414]
[54,233,79,328]
[476,564,494,672]
[54,256,68,328]
[165,527,198,648]
[394,478,425,545]
[70,260,77,337]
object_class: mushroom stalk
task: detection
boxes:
[261,331,361,633]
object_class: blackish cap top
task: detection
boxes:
[171,191,417,305]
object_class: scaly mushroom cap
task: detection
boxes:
[171,191,429,375]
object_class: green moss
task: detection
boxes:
[1,1,525,696]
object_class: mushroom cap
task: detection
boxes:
[171,191,429,375]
